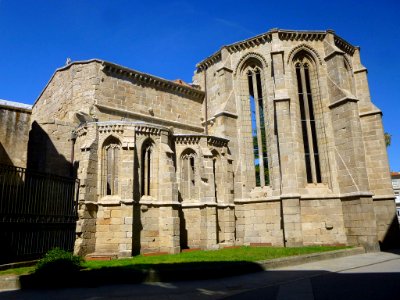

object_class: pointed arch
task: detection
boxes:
[211,149,223,203]
[180,148,197,201]
[234,52,268,75]
[293,50,322,184]
[238,56,270,187]
[101,135,121,196]
[287,44,322,66]
[140,138,154,197]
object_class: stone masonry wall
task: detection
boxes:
[235,201,283,246]
[300,199,347,245]
[0,105,31,167]
[95,63,205,135]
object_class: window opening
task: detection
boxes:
[102,140,120,196]
[181,150,196,200]
[296,62,322,183]
[141,142,152,196]
[247,68,269,186]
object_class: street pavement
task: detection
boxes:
[0,251,399,299]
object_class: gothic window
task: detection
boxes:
[141,140,153,196]
[246,66,269,187]
[102,137,120,196]
[295,60,322,183]
[212,150,223,203]
[180,149,196,200]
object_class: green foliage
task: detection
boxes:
[385,132,392,147]
[35,248,84,276]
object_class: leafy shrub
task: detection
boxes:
[35,248,84,276]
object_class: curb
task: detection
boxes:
[0,247,365,291]
[257,247,365,270]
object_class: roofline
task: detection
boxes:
[33,59,205,107]
[0,99,32,113]
[0,103,32,114]
[101,61,204,100]
[33,59,102,107]
[196,28,356,71]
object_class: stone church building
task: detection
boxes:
[1,29,398,257]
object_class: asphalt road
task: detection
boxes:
[1,251,399,299]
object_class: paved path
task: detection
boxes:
[0,251,399,299]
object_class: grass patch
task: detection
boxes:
[1,245,349,277]
[84,245,349,270]
[0,266,35,276]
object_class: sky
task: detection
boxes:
[0,0,399,170]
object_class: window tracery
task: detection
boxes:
[245,64,269,186]
[141,140,153,197]
[180,149,197,200]
[295,58,322,183]
[102,137,120,196]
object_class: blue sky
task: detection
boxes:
[0,0,399,170]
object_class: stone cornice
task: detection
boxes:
[207,136,229,147]
[95,104,204,133]
[334,35,356,55]
[98,123,125,134]
[196,52,222,71]
[174,134,229,146]
[277,30,325,42]
[225,32,272,54]
[196,29,357,72]
[174,134,203,145]
[101,61,204,101]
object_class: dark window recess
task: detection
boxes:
[141,143,152,196]
[296,62,322,183]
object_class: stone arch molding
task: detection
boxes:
[234,52,268,75]
[100,133,122,148]
[287,44,322,65]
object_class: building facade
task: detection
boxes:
[391,172,400,222]
[2,29,398,257]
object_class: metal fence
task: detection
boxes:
[0,164,79,264]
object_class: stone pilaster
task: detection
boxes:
[159,205,180,253]
[282,197,303,246]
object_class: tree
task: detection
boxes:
[384,132,391,148]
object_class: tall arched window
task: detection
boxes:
[180,149,197,200]
[211,150,223,203]
[141,140,153,196]
[102,137,120,196]
[245,64,269,187]
[295,57,322,183]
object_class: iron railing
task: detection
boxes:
[0,164,79,264]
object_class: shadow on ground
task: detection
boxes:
[1,269,399,300]
[18,261,265,289]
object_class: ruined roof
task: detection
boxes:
[34,59,204,107]
[196,28,357,71]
